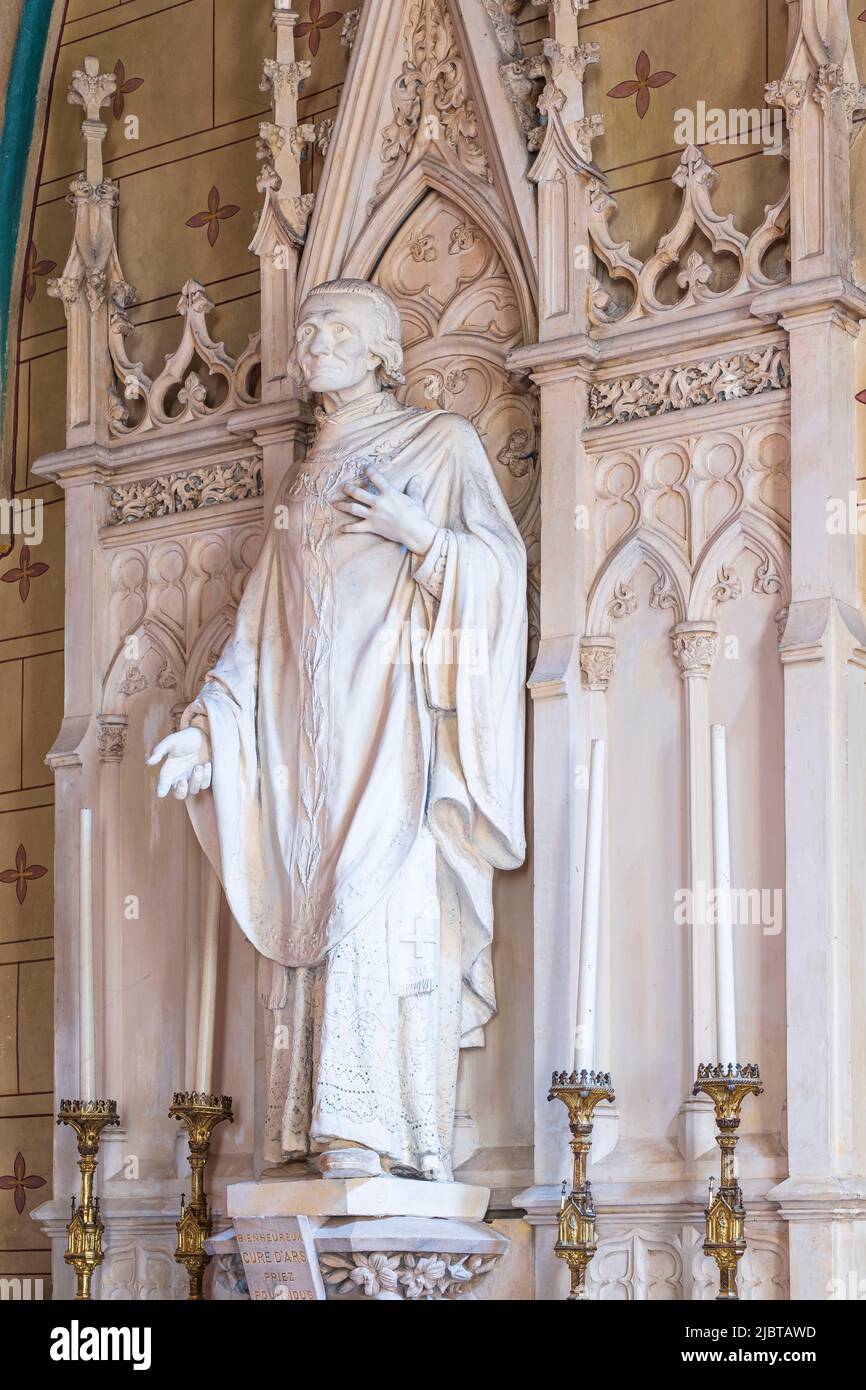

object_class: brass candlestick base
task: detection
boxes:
[169,1091,233,1300]
[548,1069,615,1301]
[57,1099,120,1300]
[693,1064,763,1300]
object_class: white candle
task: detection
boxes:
[194,868,222,1094]
[711,725,738,1066]
[575,739,605,1073]
[79,808,96,1098]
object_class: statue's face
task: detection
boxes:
[294,293,381,394]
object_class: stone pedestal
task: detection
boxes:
[205,1177,508,1302]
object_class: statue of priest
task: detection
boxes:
[148,279,526,1180]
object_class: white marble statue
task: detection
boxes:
[148,279,526,1180]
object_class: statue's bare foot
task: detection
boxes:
[317,1145,383,1179]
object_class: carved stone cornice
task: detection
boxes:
[751,275,866,336]
[579,637,616,693]
[671,622,719,679]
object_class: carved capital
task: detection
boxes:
[671,622,719,678]
[97,716,128,762]
[579,637,616,693]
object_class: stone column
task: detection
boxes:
[670,621,719,1161]
[577,636,619,1164]
[761,0,866,1297]
[509,0,606,1300]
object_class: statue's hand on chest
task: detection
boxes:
[333,466,438,557]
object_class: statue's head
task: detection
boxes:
[290,279,405,396]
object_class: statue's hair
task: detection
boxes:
[288,278,405,389]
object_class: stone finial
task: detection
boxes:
[68,56,116,125]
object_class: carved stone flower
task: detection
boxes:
[399,1254,449,1299]
[320,1252,402,1297]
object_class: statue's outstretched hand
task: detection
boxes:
[147,725,211,800]
[335,469,438,555]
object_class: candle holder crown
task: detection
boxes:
[57,1098,120,1300]
[547,1068,615,1300]
[693,1063,763,1300]
[693,1063,763,1126]
[169,1090,233,1300]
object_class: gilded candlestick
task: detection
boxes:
[57,1099,120,1300]
[693,1063,763,1300]
[547,1069,615,1301]
[169,1091,233,1300]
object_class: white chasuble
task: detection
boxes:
[182,391,526,1177]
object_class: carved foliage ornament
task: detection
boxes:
[320,1250,500,1299]
[106,457,263,526]
[372,0,491,210]
[671,626,719,678]
[588,347,791,427]
[580,639,616,693]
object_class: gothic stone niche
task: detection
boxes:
[373,190,540,647]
